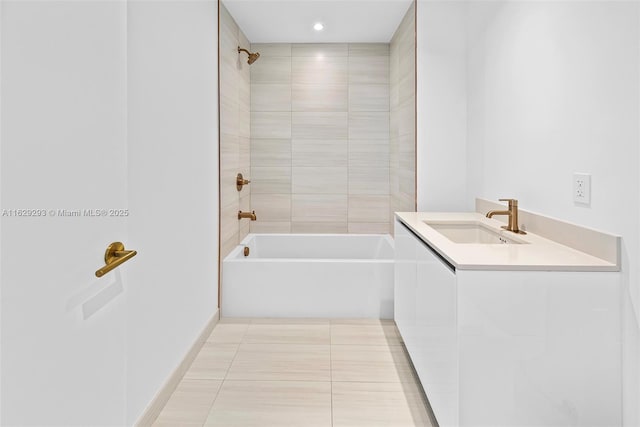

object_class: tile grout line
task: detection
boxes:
[201,323,249,426]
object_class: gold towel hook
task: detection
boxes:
[95,242,137,277]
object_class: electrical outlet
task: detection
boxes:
[573,173,591,205]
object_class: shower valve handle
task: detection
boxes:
[236,173,251,191]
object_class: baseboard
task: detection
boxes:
[135,308,220,426]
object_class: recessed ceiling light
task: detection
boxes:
[313,22,324,31]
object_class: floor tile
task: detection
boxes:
[332,381,433,427]
[251,317,331,325]
[330,318,396,325]
[227,343,330,381]
[153,379,221,427]
[204,380,332,427]
[207,323,249,344]
[218,317,253,324]
[243,323,331,344]
[331,323,404,346]
[331,344,417,383]
[184,343,239,380]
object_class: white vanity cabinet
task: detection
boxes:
[395,219,458,426]
[394,218,622,427]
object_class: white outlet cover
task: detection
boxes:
[573,173,591,205]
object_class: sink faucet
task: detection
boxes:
[486,199,526,234]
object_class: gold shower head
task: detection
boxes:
[238,47,260,65]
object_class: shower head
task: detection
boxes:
[238,47,260,65]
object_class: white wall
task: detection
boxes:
[126,1,219,423]
[0,1,219,425]
[416,0,468,212]
[465,3,639,423]
[416,1,639,424]
[1,2,129,424]
[417,1,640,424]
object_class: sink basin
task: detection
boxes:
[425,221,526,244]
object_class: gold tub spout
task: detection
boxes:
[238,210,257,221]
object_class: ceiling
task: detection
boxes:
[222,0,414,43]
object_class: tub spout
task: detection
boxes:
[238,210,257,221]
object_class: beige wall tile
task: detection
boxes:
[239,222,250,241]
[251,84,291,112]
[292,195,348,223]
[291,222,348,233]
[250,166,291,194]
[251,112,291,138]
[292,112,348,139]
[221,201,239,243]
[220,180,238,213]
[349,139,390,168]
[220,234,239,260]
[204,381,331,427]
[251,138,291,167]
[292,139,348,167]
[399,73,415,103]
[250,194,291,221]
[219,5,251,252]
[349,112,390,140]
[220,133,239,172]
[292,43,348,57]
[396,97,415,137]
[348,43,389,57]
[348,195,390,222]
[292,167,348,194]
[349,167,390,195]
[349,84,390,112]
[239,110,250,138]
[251,43,292,57]
[348,222,392,234]
[239,136,250,168]
[348,56,390,85]
[292,84,348,112]
[220,94,239,136]
[292,57,348,85]
[239,193,250,213]
[250,221,292,233]
[245,43,403,232]
[239,80,251,112]
[250,56,291,84]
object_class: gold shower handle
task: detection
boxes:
[95,242,137,277]
[236,173,251,191]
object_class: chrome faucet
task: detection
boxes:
[486,199,526,234]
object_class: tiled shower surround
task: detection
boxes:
[220,5,251,257]
[220,3,415,254]
[249,43,392,234]
[390,2,416,218]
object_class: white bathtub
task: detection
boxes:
[222,234,394,318]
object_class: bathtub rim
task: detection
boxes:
[223,233,394,263]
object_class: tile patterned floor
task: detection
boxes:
[152,318,435,427]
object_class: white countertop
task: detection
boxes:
[395,212,619,272]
